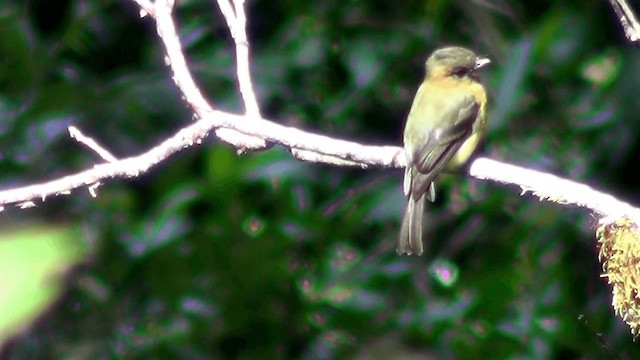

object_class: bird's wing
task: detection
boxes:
[408,91,480,199]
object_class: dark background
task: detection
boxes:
[1,0,639,358]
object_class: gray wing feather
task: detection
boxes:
[405,93,479,200]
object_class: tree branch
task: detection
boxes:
[215,0,262,117]
[69,126,118,163]
[134,0,266,150]
[0,111,403,209]
[469,158,640,222]
[608,0,640,45]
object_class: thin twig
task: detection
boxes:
[69,126,118,163]
[577,314,622,360]
[216,0,262,116]
[149,0,266,150]
[0,118,209,207]
[322,173,395,217]
[608,0,640,44]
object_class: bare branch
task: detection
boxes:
[608,0,640,45]
[470,158,640,222]
[202,110,404,167]
[216,0,262,116]
[0,111,403,208]
[69,126,118,163]
[150,0,266,150]
[0,117,211,207]
[3,105,640,229]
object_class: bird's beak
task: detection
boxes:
[474,57,491,70]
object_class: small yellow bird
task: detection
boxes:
[398,47,490,256]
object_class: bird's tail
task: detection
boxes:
[397,193,425,255]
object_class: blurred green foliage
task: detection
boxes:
[1,0,639,358]
[0,226,86,343]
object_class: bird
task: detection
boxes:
[398,46,490,256]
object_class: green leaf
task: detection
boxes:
[0,225,87,342]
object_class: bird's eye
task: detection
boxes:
[452,67,468,77]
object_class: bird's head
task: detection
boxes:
[425,46,490,80]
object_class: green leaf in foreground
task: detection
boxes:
[0,226,87,343]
